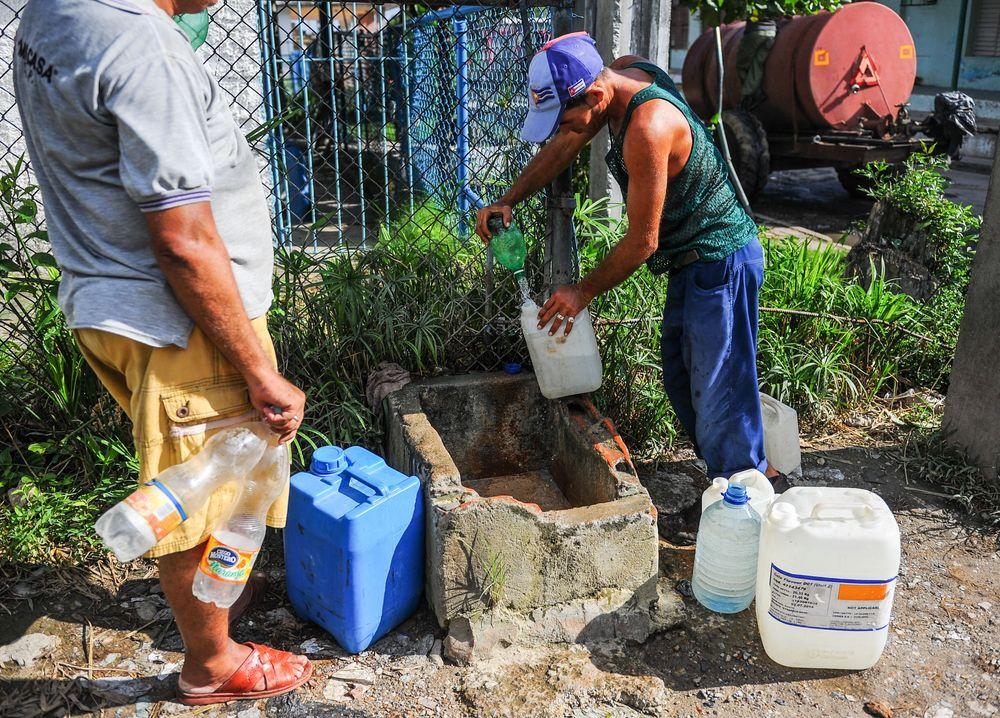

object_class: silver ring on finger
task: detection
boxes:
[556,313,565,321]
[292,415,300,422]
[567,316,575,323]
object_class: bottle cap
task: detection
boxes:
[487,214,509,236]
[311,446,347,476]
[722,482,750,506]
[504,362,522,374]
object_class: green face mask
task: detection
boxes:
[174,10,210,51]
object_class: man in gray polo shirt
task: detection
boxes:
[15,0,311,704]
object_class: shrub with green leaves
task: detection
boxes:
[856,150,981,392]
[0,158,136,562]
[680,0,842,26]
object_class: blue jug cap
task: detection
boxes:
[311,446,347,476]
[722,482,750,506]
[504,362,522,375]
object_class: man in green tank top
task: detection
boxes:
[476,32,782,485]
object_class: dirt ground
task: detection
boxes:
[2,418,998,718]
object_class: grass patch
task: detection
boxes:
[896,423,1000,532]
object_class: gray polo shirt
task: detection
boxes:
[13,0,273,348]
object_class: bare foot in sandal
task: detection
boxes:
[178,641,311,705]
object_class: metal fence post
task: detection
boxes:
[545,4,579,291]
[455,16,471,238]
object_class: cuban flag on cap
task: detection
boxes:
[521,32,604,143]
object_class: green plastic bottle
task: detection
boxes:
[488,215,526,276]
[175,10,210,51]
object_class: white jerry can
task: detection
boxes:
[760,393,801,476]
[755,487,901,670]
[520,301,602,399]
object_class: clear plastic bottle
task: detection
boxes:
[192,443,290,608]
[691,482,762,614]
[95,425,269,562]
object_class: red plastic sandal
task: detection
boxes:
[177,642,313,706]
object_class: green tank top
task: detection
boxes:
[605,61,757,275]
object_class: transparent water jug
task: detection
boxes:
[691,482,762,614]
[95,425,268,562]
[702,469,775,517]
[520,300,602,399]
[756,487,900,669]
[193,444,289,607]
[760,393,801,476]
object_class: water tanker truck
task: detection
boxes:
[681,1,975,200]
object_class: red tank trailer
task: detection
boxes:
[681,2,972,199]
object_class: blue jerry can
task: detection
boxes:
[285,446,424,653]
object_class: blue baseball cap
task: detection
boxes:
[521,32,604,143]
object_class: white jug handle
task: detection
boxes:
[810,503,877,521]
[760,397,778,418]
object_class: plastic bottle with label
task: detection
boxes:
[95,425,269,562]
[691,482,762,614]
[192,443,290,608]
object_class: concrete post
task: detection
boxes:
[546,6,581,289]
[583,0,671,216]
[943,149,1000,482]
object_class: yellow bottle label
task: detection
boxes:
[123,482,185,542]
[199,535,258,584]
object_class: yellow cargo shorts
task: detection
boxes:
[74,317,288,558]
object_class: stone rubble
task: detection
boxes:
[0,633,59,668]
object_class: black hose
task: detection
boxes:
[713,26,753,214]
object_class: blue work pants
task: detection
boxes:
[660,238,768,478]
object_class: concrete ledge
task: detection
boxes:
[443,577,686,664]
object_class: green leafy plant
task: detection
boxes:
[856,149,981,392]
[0,158,136,562]
[857,151,981,293]
[680,0,842,25]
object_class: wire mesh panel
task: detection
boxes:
[251,1,559,378]
[256,2,552,249]
[408,6,551,232]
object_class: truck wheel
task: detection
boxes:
[837,166,875,198]
[719,109,770,203]
[837,164,903,199]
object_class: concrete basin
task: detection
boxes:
[385,373,675,660]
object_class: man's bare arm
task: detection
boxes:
[145,203,304,443]
[475,124,599,240]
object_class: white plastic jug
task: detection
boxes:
[520,300,602,399]
[760,393,801,475]
[756,486,900,670]
[702,469,775,517]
